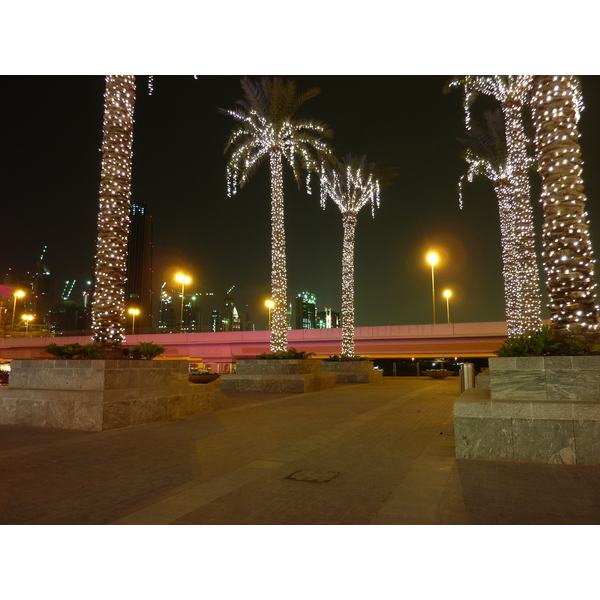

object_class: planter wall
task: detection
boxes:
[220,359,335,393]
[454,356,600,465]
[0,359,214,431]
[321,360,383,383]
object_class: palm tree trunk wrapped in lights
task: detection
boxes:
[530,75,599,340]
[92,75,136,348]
[448,75,542,337]
[341,212,358,355]
[320,154,394,357]
[221,77,332,353]
[269,150,288,350]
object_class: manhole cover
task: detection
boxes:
[286,469,340,483]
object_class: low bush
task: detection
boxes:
[45,342,165,360]
[123,342,165,360]
[256,347,315,360]
[324,354,368,361]
[45,343,101,359]
[494,325,600,357]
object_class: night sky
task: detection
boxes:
[3,75,600,329]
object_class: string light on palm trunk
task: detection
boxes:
[531,75,598,336]
[320,155,385,357]
[448,75,542,337]
[221,77,332,353]
[92,75,136,347]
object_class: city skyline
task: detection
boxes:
[3,75,600,330]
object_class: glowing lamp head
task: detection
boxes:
[128,308,140,316]
[175,273,191,285]
[22,314,34,322]
[265,300,275,309]
[443,290,452,299]
[427,252,439,266]
[14,290,25,298]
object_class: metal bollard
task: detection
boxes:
[460,362,475,393]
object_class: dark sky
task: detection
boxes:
[2,75,600,329]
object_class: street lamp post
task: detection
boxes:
[426,252,439,324]
[128,308,140,335]
[11,290,25,336]
[22,314,34,337]
[265,300,274,330]
[443,289,452,324]
[175,273,191,334]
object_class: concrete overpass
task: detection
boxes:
[0,321,508,371]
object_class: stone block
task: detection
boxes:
[321,361,374,373]
[220,372,335,393]
[542,356,574,370]
[545,370,581,401]
[512,419,576,464]
[235,359,323,376]
[454,416,513,460]
[0,360,213,431]
[530,402,574,420]
[491,401,532,419]
[488,357,516,370]
[572,355,600,370]
[514,357,544,370]
[490,370,547,400]
[574,421,600,464]
[575,370,600,402]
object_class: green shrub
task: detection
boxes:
[256,347,315,360]
[324,354,367,361]
[45,343,101,360]
[494,325,600,357]
[123,342,165,360]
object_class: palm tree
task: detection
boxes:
[530,76,599,340]
[456,109,525,334]
[448,76,542,337]
[320,154,394,357]
[221,77,332,353]
[92,75,136,349]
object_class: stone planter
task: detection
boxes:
[321,360,383,384]
[0,359,214,431]
[454,356,600,464]
[423,369,453,379]
[189,373,220,384]
[220,359,335,393]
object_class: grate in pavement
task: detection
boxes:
[285,469,340,483]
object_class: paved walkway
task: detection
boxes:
[1,377,600,525]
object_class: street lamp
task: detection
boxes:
[11,290,25,336]
[128,308,140,335]
[426,252,439,324]
[443,289,452,324]
[22,314,34,337]
[175,273,191,333]
[265,300,274,329]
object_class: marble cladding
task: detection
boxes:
[8,359,189,391]
[321,360,375,373]
[454,386,600,464]
[0,360,213,431]
[235,359,323,375]
[489,356,600,401]
[321,361,382,383]
[220,372,336,393]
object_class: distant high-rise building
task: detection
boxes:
[211,309,223,332]
[242,306,255,331]
[223,286,241,332]
[295,292,317,329]
[317,307,341,329]
[158,284,216,333]
[125,202,154,332]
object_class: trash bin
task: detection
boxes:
[460,362,475,393]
